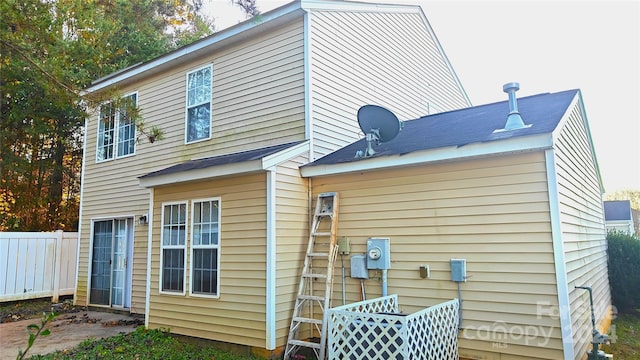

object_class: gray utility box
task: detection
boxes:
[350,254,369,279]
[367,238,391,270]
[450,258,467,282]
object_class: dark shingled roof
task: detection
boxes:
[140,141,305,179]
[604,200,633,221]
[305,89,579,167]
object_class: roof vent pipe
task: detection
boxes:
[501,82,530,130]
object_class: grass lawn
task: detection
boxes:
[4,299,639,359]
[27,327,264,360]
[602,312,640,360]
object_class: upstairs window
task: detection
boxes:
[97,93,137,162]
[185,65,212,143]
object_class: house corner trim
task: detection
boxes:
[144,189,154,327]
[545,149,575,360]
[265,168,277,350]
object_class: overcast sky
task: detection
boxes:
[205,0,640,194]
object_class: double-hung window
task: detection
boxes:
[191,198,220,297]
[160,202,187,294]
[185,65,212,143]
[97,93,137,162]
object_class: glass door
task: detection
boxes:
[90,218,132,307]
[90,220,112,305]
[111,219,128,307]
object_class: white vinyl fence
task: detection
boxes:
[0,231,78,302]
[327,295,460,360]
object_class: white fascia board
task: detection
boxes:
[83,2,302,94]
[545,149,575,360]
[139,160,263,188]
[262,140,310,168]
[301,133,553,178]
[550,92,580,144]
[302,0,420,14]
[139,141,309,188]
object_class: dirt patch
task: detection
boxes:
[0,298,84,323]
[0,299,142,360]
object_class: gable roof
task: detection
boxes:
[139,140,308,187]
[604,200,633,221]
[83,0,445,95]
[301,89,579,177]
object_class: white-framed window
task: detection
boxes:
[190,198,220,297]
[185,65,212,143]
[160,202,187,294]
[97,93,137,162]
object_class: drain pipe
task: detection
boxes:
[382,269,388,297]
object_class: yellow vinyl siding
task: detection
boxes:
[149,173,267,347]
[553,102,610,359]
[274,156,310,346]
[309,10,468,157]
[77,19,305,311]
[311,152,564,360]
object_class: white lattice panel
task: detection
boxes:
[327,296,459,360]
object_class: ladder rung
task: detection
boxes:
[303,273,327,279]
[317,212,333,217]
[308,252,329,257]
[288,339,322,349]
[312,232,331,237]
[293,317,323,325]
[297,294,325,301]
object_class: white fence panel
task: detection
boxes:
[0,231,78,302]
[327,295,459,360]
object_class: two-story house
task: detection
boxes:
[78,0,611,359]
[77,0,469,356]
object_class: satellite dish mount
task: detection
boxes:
[355,105,402,159]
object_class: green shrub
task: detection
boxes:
[607,230,640,313]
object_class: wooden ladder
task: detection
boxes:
[284,192,339,360]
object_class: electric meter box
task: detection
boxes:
[367,238,390,270]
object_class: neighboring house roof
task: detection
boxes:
[139,140,308,187]
[604,200,633,221]
[301,89,579,176]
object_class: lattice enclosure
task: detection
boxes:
[327,295,459,360]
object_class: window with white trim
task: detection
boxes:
[191,198,220,296]
[185,65,212,143]
[97,93,137,162]
[160,202,187,293]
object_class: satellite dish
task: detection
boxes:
[355,105,402,158]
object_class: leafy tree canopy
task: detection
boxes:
[0,0,258,231]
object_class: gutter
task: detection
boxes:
[301,133,553,178]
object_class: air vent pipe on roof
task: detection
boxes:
[500,82,531,131]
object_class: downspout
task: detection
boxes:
[266,169,277,350]
[74,117,88,306]
[144,188,154,327]
[545,149,575,360]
